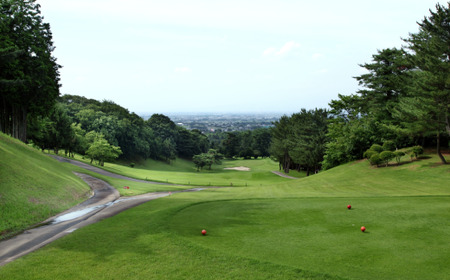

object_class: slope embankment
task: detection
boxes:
[0,133,90,239]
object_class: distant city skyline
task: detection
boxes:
[38,0,446,114]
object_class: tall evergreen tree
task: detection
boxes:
[396,3,450,164]
[270,115,293,173]
[0,0,61,142]
[355,48,411,122]
[289,109,328,175]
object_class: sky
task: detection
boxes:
[37,0,447,115]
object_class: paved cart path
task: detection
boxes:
[0,158,207,267]
[51,155,174,185]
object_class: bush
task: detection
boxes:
[363,149,378,159]
[382,140,396,151]
[369,144,383,153]
[369,154,382,166]
[379,151,395,167]
[393,151,405,165]
[130,163,135,168]
[407,145,424,160]
[411,146,424,159]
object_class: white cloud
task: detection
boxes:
[263,41,301,57]
[174,67,192,73]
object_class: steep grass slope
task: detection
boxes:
[0,133,90,239]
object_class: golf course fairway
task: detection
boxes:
[0,153,449,279]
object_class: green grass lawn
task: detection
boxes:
[56,152,300,187]
[115,156,299,187]
[1,145,449,279]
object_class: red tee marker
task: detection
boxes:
[347,205,351,210]
[361,226,366,232]
[201,229,207,235]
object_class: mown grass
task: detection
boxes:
[1,148,449,279]
[0,133,90,239]
[56,152,300,187]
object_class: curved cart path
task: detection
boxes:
[51,155,174,185]
[0,158,207,267]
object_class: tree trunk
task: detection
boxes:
[436,131,447,164]
[20,107,27,142]
[283,153,290,173]
[446,113,450,135]
[7,104,27,142]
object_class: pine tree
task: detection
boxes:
[397,3,450,164]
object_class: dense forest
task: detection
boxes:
[1,1,448,173]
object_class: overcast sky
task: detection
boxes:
[37,0,446,115]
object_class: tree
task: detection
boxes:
[393,151,405,165]
[238,131,254,159]
[379,151,395,167]
[86,134,122,166]
[252,128,271,158]
[269,115,293,173]
[192,154,208,171]
[59,96,155,160]
[27,103,73,154]
[176,127,209,158]
[396,3,450,164]
[355,48,412,122]
[0,0,61,142]
[193,149,223,171]
[323,46,419,170]
[146,114,178,140]
[160,138,177,163]
[288,109,328,175]
[322,94,377,169]
[270,110,328,175]
[222,132,240,159]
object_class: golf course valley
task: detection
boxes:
[0,132,449,279]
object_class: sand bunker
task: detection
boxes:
[224,166,250,171]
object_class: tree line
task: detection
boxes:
[1,0,60,142]
[24,95,273,166]
[1,1,448,172]
[27,95,211,164]
[269,3,449,174]
[322,3,449,168]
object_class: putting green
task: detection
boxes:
[168,196,450,280]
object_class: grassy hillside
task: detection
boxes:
[0,133,90,239]
[1,151,448,279]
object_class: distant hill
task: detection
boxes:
[0,133,90,239]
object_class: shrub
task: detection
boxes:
[393,151,405,165]
[411,146,424,159]
[379,151,395,167]
[407,145,424,160]
[382,140,396,151]
[130,163,135,168]
[363,149,378,159]
[369,154,382,166]
[369,144,383,153]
